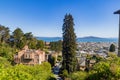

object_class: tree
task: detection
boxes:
[0,62,55,80]
[13,28,24,41]
[61,69,69,79]
[0,43,16,64]
[36,40,45,50]
[70,71,88,80]
[50,40,62,52]
[24,32,33,44]
[12,28,24,49]
[87,53,120,80]
[57,55,62,62]
[109,44,115,52]
[62,14,77,73]
[28,38,37,49]
[24,32,33,40]
[0,25,10,43]
[48,56,56,67]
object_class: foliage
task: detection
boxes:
[87,53,120,80]
[50,40,62,52]
[109,44,115,52]
[61,69,69,78]
[48,56,56,67]
[0,25,56,79]
[57,55,62,61]
[0,62,55,80]
[24,32,33,41]
[12,28,25,49]
[11,28,45,49]
[0,57,11,67]
[28,38,37,49]
[13,28,24,40]
[66,53,120,80]
[0,25,10,43]
[62,14,77,73]
[70,71,88,80]
[36,40,45,50]
[0,43,16,63]
[87,61,111,80]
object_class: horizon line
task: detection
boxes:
[35,36,118,38]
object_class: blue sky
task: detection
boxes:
[0,0,120,38]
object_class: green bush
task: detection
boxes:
[0,62,55,80]
[87,54,120,80]
[70,71,88,80]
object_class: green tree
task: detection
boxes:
[50,40,62,52]
[13,28,24,49]
[109,44,115,52]
[61,69,69,79]
[13,28,24,41]
[48,56,56,67]
[57,55,62,61]
[0,43,16,64]
[62,14,77,73]
[36,40,45,50]
[0,25,10,43]
[28,38,37,49]
[87,53,120,80]
[24,32,33,40]
[70,71,88,80]
[24,32,33,44]
[0,62,55,80]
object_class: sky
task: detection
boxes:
[0,0,120,38]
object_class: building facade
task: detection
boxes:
[14,45,45,65]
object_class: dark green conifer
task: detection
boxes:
[109,44,115,52]
[62,14,77,73]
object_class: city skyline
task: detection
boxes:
[0,0,120,38]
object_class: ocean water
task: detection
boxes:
[36,37,118,43]
[36,37,62,42]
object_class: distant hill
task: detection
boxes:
[79,36,106,39]
[36,36,117,42]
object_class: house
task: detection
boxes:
[77,57,86,71]
[89,59,96,68]
[79,60,86,71]
[14,45,45,65]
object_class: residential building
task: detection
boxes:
[14,45,45,65]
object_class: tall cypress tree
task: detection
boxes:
[62,14,77,73]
